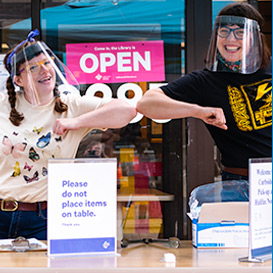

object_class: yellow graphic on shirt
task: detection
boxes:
[227,86,252,131]
[256,83,272,101]
[228,78,272,131]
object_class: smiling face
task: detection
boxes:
[216,24,247,63]
[206,15,262,74]
[14,53,56,105]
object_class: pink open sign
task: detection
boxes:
[66,40,165,84]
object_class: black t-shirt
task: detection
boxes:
[161,69,272,168]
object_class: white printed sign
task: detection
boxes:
[47,158,117,257]
[249,158,272,260]
[240,158,272,263]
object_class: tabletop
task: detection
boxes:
[0,240,271,273]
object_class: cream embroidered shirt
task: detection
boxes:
[0,91,110,202]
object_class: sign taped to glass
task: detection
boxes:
[66,40,165,84]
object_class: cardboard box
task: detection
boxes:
[191,202,249,248]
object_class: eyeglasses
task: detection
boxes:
[217,26,245,40]
[19,57,55,74]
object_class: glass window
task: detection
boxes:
[39,0,184,241]
[1,0,244,242]
[0,1,32,52]
[0,1,32,89]
[0,0,185,242]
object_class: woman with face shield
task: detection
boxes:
[137,3,271,182]
[0,31,136,240]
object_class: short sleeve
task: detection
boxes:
[160,71,204,104]
[61,94,112,118]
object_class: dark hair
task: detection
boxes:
[4,41,68,126]
[206,2,271,70]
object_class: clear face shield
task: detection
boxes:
[205,16,263,74]
[10,41,80,106]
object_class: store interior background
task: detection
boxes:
[0,0,271,241]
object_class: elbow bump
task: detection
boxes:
[121,104,137,122]
[136,100,146,114]
[129,107,137,120]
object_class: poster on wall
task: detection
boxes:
[66,40,165,84]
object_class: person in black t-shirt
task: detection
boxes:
[137,3,272,181]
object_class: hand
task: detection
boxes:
[198,107,228,130]
[53,118,80,135]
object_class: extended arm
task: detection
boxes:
[53,99,137,135]
[136,88,227,130]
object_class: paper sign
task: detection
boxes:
[249,158,272,260]
[66,40,165,84]
[239,158,272,263]
[47,158,117,257]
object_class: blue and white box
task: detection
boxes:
[191,202,249,248]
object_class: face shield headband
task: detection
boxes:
[6,31,80,105]
[205,16,262,74]
[6,29,40,79]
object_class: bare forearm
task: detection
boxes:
[136,88,227,130]
[136,88,201,119]
[76,99,137,128]
[53,99,137,135]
